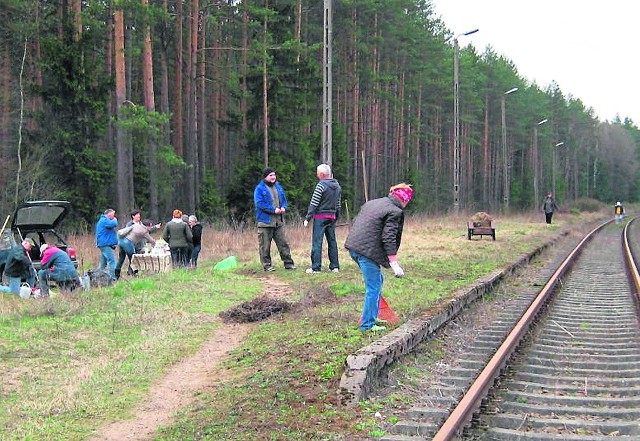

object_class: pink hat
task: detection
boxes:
[389,183,413,204]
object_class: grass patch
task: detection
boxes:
[0,210,605,440]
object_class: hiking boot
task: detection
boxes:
[306,268,321,274]
[285,265,297,270]
[264,266,276,272]
[330,268,340,273]
[366,325,387,332]
[375,318,388,326]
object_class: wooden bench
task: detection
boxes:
[467,220,496,240]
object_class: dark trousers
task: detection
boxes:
[170,247,189,268]
[190,244,201,268]
[310,218,339,271]
[545,212,553,224]
[258,225,294,269]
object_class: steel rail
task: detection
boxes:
[623,217,640,311]
[432,219,614,440]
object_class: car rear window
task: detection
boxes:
[15,205,67,227]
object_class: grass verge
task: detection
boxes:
[0,211,604,440]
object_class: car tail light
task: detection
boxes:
[67,247,77,259]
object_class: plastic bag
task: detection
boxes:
[214,256,238,271]
[19,283,31,299]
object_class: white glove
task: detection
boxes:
[390,261,404,278]
[303,220,309,227]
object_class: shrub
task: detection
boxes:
[569,198,606,213]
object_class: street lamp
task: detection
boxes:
[553,142,564,196]
[533,118,548,207]
[501,87,518,209]
[453,28,479,214]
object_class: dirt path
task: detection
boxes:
[90,276,292,441]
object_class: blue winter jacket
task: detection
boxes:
[254,180,288,224]
[95,214,118,247]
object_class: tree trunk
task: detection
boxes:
[173,0,184,158]
[141,0,158,221]
[262,0,269,167]
[114,9,130,217]
[184,0,198,212]
[104,4,114,155]
[159,0,170,148]
[70,0,81,40]
[0,43,11,189]
[197,8,207,210]
[482,94,489,208]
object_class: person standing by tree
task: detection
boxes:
[253,167,296,272]
[303,164,341,273]
[345,183,413,332]
[188,215,203,269]
[162,209,193,268]
[96,209,118,281]
[541,193,559,225]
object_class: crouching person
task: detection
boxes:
[0,239,36,296]
[37,244,79,296]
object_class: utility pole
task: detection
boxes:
[322,0,333,166]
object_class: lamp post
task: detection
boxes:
[553,142,564,196]
[501,87,518,209]
[533,118,548,208]
[453,28,478,214]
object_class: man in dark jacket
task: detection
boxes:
[0,239,35,295]
[541,193,559,225]
[345,183,413,332]
[304,164,342,273]
[253,167,296,272]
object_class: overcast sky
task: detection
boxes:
[430,0,640,124]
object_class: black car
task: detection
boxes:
[0,200,78,274]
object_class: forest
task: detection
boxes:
[1,0,639,229]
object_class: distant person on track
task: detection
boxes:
[253,167,296,272]
[303,164,342,274]
[614,201,625,224]
[541,193,559,225]
[345,183,413,332]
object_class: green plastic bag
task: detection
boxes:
[214,256,238,271]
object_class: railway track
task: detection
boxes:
[382,219,640,440]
